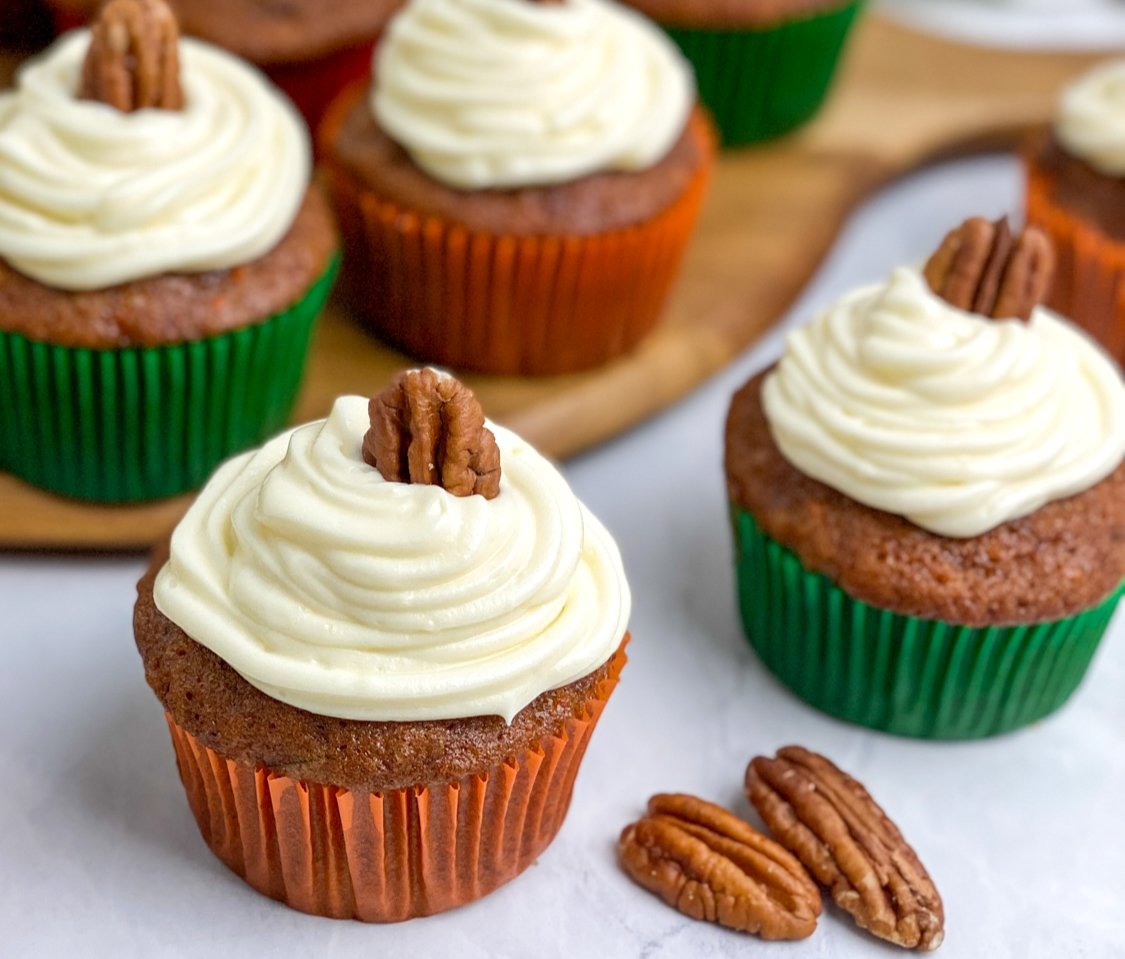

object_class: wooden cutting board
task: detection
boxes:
[0,15,1104,550]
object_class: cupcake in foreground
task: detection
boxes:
[45,0,403,128]
[320,0,713,376]
[725,217,1125,739]
[621,0,862,146]
[0,0,338,502]
[134,369,631,921]
[1025,59,1125,365]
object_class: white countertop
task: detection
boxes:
[3,9,1124,959]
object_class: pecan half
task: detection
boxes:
[746,747,944,951]
[922,215,1054,321]
[363,368,501,499]
[80,0,183,112]
[618,793,821,940]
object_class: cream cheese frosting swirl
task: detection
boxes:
[1055,58,1125,176]
[762,267,1125,538]
[154,396,630,723]
[0,31,309,291]
[371,0,694,190]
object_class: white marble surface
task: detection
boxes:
[3,10,1125,959]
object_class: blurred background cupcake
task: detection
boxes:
[1025,59,1125,366]
[724,217,1125,739]
[320,0,713,376]
[44,0,403,128]
[0,0,338,502]
[620,0,863,147]
[134,370,631,921]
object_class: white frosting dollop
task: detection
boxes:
[1056,58,1125,176]
[371,0,693,190]
[153,396,630,723]
[762,267,1125,538]
[0,31,309,291]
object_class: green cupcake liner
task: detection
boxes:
[731,505,1123,739]
[665,1,862,146]
[0,255,339,503]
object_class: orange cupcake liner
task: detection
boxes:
[321,100,713,375]
[165,641,627,922]
[1025,161,1125,364]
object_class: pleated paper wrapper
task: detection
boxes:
[165,642,627,922]
[0,257,338,502]
[320,98,712,375]
[1025,160,1125,366]
[662,1,863,146]
[731,506,1123,740]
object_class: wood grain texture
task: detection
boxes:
[0,16,1105,549]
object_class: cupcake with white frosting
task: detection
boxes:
[319,0,713,375]
[725,217,1125,739]
[1026,59,1125,367]
[133,368,631,920]
[0,0,338,502]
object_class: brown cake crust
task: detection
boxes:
[134,551,624,793]
[325,86,712,236]
[725,371,1125,626]
[622,0,853,29]
[0,185,338,349]
[1029,131,1125,242]
[48,0,402,63]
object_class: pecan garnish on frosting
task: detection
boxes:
[80,0,183,112]
[746,747,944,951]
[618,793,821,940]
[923,215,1054,321]
[364,368,501,499]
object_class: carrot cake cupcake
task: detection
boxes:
[621,0,863,146]
[1026,58,1125,365]
[320,0,713,375]
[134,369,631,920]
[0,0,338,501]
[725,218,1125,738]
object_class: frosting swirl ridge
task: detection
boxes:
[154,396,630,722]
[371,0,693,189]
[762,267,1125,538]
[1055,58,1125,176]
[0,31,309,290]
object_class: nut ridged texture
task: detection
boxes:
[923,215,1054,321]
[80,0,183,112]
[746,747,944,951]
[618,792,821,940]
[363,368,500,499]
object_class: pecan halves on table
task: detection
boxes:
[746,747,944,951]
[922,215,1054,321]
[618,793,821,940]
[80,0,183,112]
[364,368,501,499]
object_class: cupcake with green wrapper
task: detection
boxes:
[725,216,1125,739]
[0,0,338,502]
[621,0,862,146]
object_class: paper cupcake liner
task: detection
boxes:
[663,1,862,147]
[164,642,627,922]
[321,110,712,375]
[0,256,338,503]
[1025,162,1125,365]
[731,506,1123,739]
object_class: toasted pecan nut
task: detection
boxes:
[746,747,944,951]
[618,793,821,940]
[80,0,183,112]
[364,368,501,499]
[923,216,1054,322]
